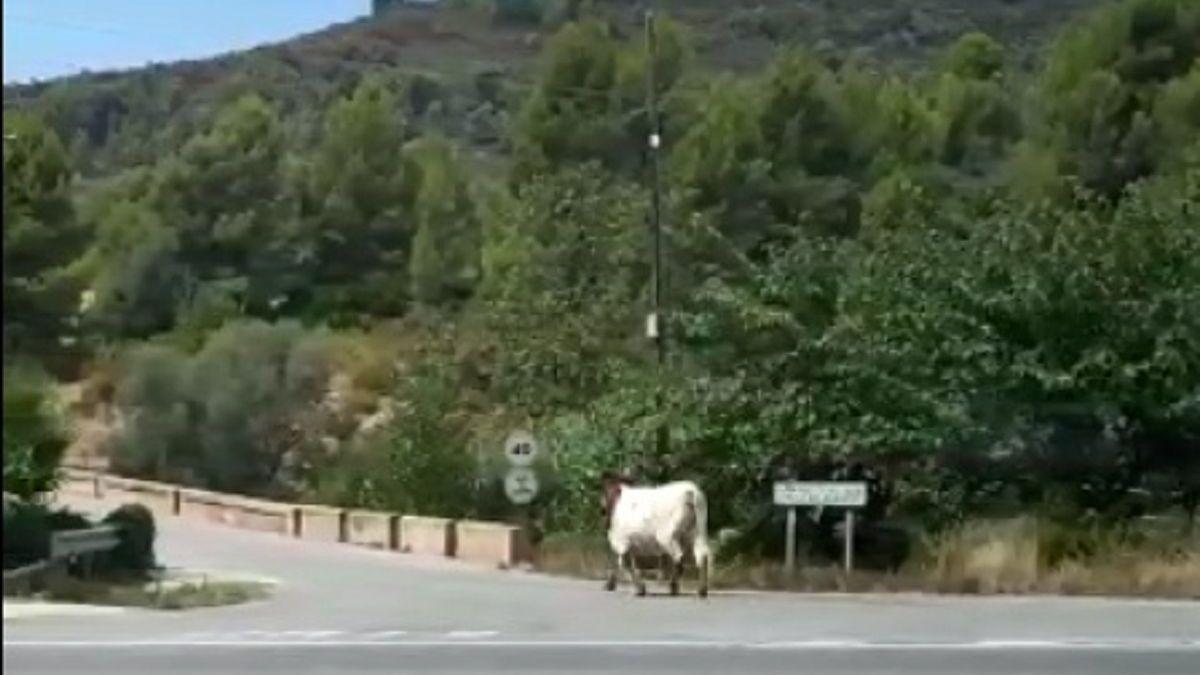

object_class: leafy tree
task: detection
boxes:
[859,165,946,234]
[941,32,1007,81]
[151,94,301,318]
[755,50,866,238]
[866,77,944,171]
[759,50,860,179]
[515,19,626,176]
[679,158,1200,526]
[515,17,690,178]
[3,364,67,501]
[1153,62,1200,172]
[1003,140,1068,203]
[670,77,772,248]
[2,113,87,357]
[931,35,1022,172]
[479,163,649,412]
[406,137,480,307]
[294,76,412,323]
[1038,0,1200,196]
[85,199,186,339]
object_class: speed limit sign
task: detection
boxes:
[504,467,539,505]
[504,430,539,467]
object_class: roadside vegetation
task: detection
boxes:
[542,520,1200,600]
[2,386,158,585]
[44,576,272,610]
[4,0,1198,597]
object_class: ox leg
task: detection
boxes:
[664,541,685,597]
[669,559,684,596]
[623,552,646,597]
[694,540,711,599]
[604,551,619,592]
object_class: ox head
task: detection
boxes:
[600,470,632,528]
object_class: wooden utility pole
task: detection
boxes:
[645,8,669,475]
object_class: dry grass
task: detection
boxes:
[538,533,612,581]
[536,519,1200,600]
[44,578,272,610]
[916,517,1200,599]
[924,517,1042,594]
[1041,554,1200,598]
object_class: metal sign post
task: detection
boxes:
[844,510,855,574]
[503,430,543,565]
[503,430,540,506]
[773,481,867,576]
[784,506,797,573]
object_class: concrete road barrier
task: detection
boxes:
[400,516,455,557]
[222,497,292,536]
[57,471,101,500]
[346,510,399,550]
[179,489,290,535]
[455,520,529,569]
[179,488,234,526]
[53,470,540,568]
[99,476,178,516]
[294,504,346,542]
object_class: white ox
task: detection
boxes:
[601,474,712,598]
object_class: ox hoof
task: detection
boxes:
[669,581,680,596]
[635,584,647,597]
[603,578,617,592]
[698,587,709,599]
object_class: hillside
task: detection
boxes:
[5,0,1197,575]
[4,1,1106,175]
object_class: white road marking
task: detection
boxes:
[177,630,343,641]
[297,631,343,639]
[6,639,1200,651]
[364,630,408,640]
[3,603,126,620]
[445,631,499,639]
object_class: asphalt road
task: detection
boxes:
[5,497,1199,674]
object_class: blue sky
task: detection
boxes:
[4,1,370,84]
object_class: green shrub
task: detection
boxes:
[357,365,478,518]
[307,359,481,518]
[3,501,95,570]
[100,503,157,575]
[114,320,333,495]
[3,364,67,500]
[46,509,93,532]
[491,0,544,26]
[3,501,52,569]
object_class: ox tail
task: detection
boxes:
[687,486,713,597]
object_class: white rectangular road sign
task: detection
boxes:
[773,481,867,507]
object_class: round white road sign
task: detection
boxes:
[504,467,539,505]
[504,430,539,467]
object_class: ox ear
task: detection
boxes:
[600,471,622,492]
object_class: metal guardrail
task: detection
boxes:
[3,526,122,596]
[2,560,59,597]
[50,526,121,560]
